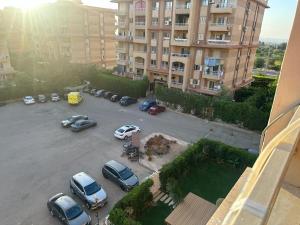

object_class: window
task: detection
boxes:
[178,76,183,84]
[165,0,172,9]
[209,81,215,89]
[151,47,157,54]
[152,18,159,25]
[151,32,157,39]
[202,0,208,6]
[161,61,169,68]
[194,64,201,70]
[163,47,169,55]
[151,60,157,66]
[163,32,170,39]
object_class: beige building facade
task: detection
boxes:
[0,11,14,81]
[114,0,268,95]
[0,0,117,69]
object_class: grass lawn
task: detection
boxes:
[177,160,243,203]
[138,202,173,225]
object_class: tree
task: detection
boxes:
[255,57,265,68]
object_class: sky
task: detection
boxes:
[0,0,297,41]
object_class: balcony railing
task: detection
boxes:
[215,2,234,8]
[116,35,132,41]
[152,21,159,26]
[207,38,231,44]
[174,37,188,42]
[135,36,146,40]
[176,4,191,9]
[172,67,185,75]
[135,21,146,26]
[171,81,183,89]
[135,62,145,68]
[175,22,188,26]
[118,21,126,27]
[171,53,190,57]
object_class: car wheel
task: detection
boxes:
[120,184,126,191]
[86,201,91,209]
[50,210,55,217]
[124,136,129,140]
[103,172,108,179]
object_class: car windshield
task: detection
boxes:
[142,102,149,106]
[119,168,133,180]
[117,128,125,133]
[84,182,101,196]
[25,96,32,99]
[65,205,83,220]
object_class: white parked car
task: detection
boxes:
[114,125,140,140]
[23,96,35,105]
[51,93,60,102]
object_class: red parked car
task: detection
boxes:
[148,105,166,115]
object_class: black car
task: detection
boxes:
[119,96,137,106]
[104,92,114,99]
[110,94,121,102]
[102,160,139,191]
[95,89,107,97]
[47,193,91,225]
[71,119,97,132]
[90,89,97,96]
[61,115,88,128]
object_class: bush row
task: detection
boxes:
[88,70,149,98]
[109,179,154,225]
[159,138,257,191]
[155,85,269,131]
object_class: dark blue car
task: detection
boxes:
[139,100,157,111]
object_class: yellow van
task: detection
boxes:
[68,92,83,105]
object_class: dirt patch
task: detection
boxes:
[145,134,177,155]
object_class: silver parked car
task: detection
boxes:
[102,160,139,191]
[70,172,107,209]
[47,193,91,225]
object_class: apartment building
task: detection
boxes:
[114,0,268,95]
[0,12,14,81]
[0,0,117,69]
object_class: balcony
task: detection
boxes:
[116,35,132,41]
[207,38,231,45]
[202,71,223,80]
[170,81,183,89]
[210,3,234,14]
[135,21,146,29]
[173,37,188,46]
[171,67,185,75]
[135,62,145,69]
[175,4,191,14]
[135,8,146,16]
[174,22,189,30]
[117,47,128,53]
[134,36,146,43]
[117,59,129,65]
[209,23,231,32]
[171,53,190,57]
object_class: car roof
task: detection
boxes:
[25,96,33,98]
[55,195,77,211]
[73,172,95,187]
[144,99,155,103]
[119,125,135,130]
[105,160,126,172]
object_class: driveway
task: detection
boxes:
[0,94,260,225]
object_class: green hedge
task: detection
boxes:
[159,139,257,191]
[155,85,269,131]
[109,179,154,225]
[88,70,149,98]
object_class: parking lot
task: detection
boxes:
[0,94,260,225]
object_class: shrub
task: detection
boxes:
[159,139,257,191]
[88,70,148,98]
[111,179,154,219]
[155,85,268,131]
[109,208,141,225]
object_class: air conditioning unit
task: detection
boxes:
[165,21,170,25]
[209,0,215,4]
